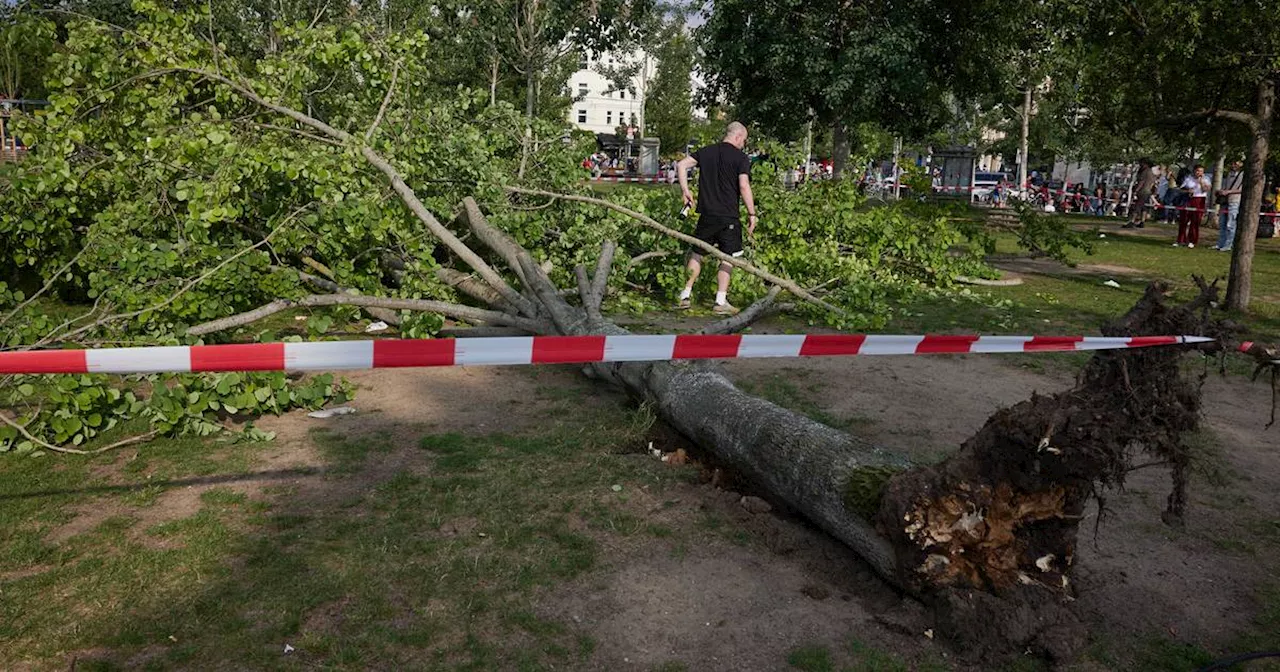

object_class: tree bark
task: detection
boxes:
[490,53,500,108]
[832,120,849,180]
[1226,76,1275,312]
[1209,134,1226,225]
[1019,87,1032,189]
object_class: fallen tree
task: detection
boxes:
[0,9,1230,663]
[194,189,1218,662]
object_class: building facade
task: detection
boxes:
[566,50,654,135]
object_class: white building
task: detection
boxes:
[566,50,655,135]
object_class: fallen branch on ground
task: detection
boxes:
[504,186,846,317]
[186,294,550,336]
[0,412,160,456]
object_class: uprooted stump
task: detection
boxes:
[875,279,1219,661]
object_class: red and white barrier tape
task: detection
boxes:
[935,184,1280,216]
[0,334,1212,375]
[590,175,673,184]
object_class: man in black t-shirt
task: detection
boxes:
[674,121,758,315]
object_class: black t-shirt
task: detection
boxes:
[692,142,751,218]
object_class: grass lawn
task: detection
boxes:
[0,392,702,670]
[890,219,1280,345]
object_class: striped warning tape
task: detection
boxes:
[0,334,1213,375]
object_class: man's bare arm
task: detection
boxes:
[677,156,698,206]
[739,173,758,235]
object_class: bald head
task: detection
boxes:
[724,121,748,149]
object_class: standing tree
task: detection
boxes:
[1077,0,1278,311]
[696,0,997,178]
[643,17,693,157]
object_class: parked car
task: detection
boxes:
[971,172,1009,202]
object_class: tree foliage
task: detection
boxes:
[0,2,1082,455]
[643,19,692,157]
[696,0,999,174]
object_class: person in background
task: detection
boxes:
[1106,187,1122,216]
[1164,166,1189,222]
[1215,159,1245,251]
[1175,164,1210,248]
[676,121,757,315]
[1125,158,1157,228]
[1091,185,1107,216]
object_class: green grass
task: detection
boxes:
[0,398,702,670]
[785,638,949,672]
[888,224,1280,344]
[736,372,873,430]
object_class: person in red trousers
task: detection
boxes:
[1175,164,1210,248]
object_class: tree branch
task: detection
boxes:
[574,264,599,321]
[235,120,344,147]
[700,287,789,335]
[624,250,671,274]
[279,265,402,326]
[515,255,583,334]
[504,187,848,317]
[0,412,159,456]
[1148,108,1259,132]
[143,67,527,318]
[435,267,513,309]
[588,240,617,310]
[33,210,302,348]
[0,243,91,331]
[187,294,551,336]
[365,60,401,142]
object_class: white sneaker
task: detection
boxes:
[712,302,740,316]
[1172,243,1181,247]
[1188,243,1195,249]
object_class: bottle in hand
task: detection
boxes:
[679,203,691,219]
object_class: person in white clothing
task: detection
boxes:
[1175,164,1210,248]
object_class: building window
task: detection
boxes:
[578,52,589,69]
[619,89,626,100]
[606,111,613,125]
[577,109,587,124]
[577,83,588,97]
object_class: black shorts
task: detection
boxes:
[691,214,744,257]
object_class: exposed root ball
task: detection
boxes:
[874,279,1221,660]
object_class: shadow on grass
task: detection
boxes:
[0,467,321,501]
[0,370,691,671]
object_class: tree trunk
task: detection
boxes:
[832,120,849,180]
[524,68,537,119]
[1226,76,1275,312]
[1210,135,1226,225]
[616,361,904,578]
[490,54,499,107]
[1019,87,1032,189]
[518,68,537,179]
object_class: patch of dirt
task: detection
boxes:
[989,256,1149,281]
[0,565,53,583]
[540,529,923,671]
[299,595,354,637]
